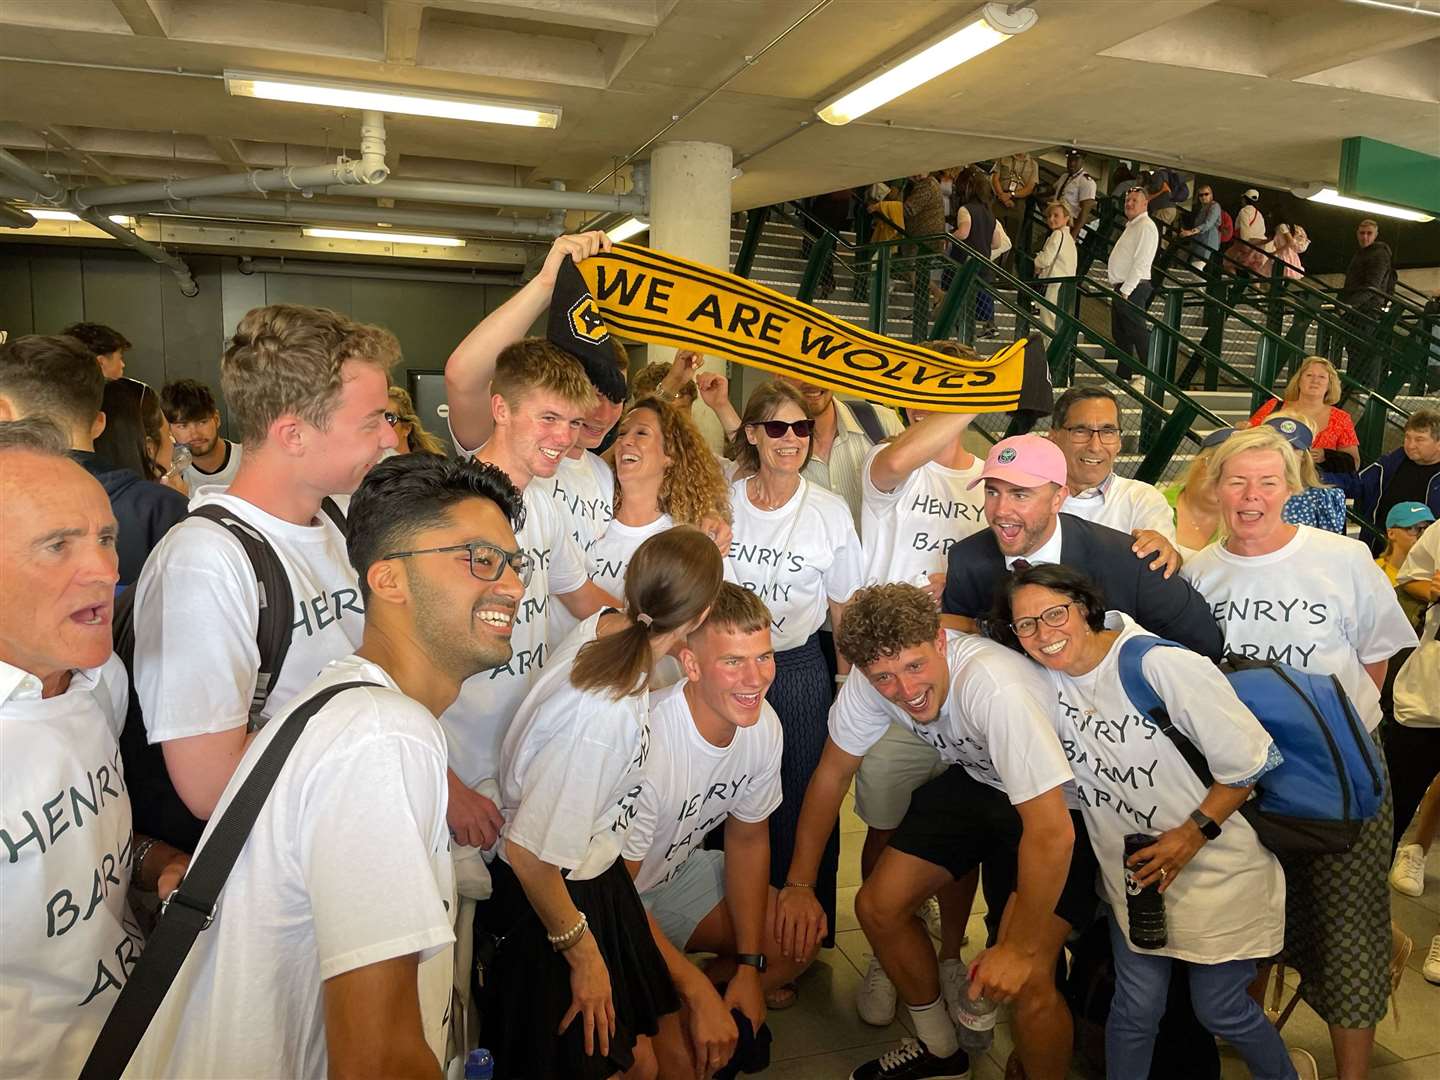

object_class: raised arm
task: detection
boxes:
[445,231,611,452]
[868,411,977,493]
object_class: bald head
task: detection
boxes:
[0,448,119,694]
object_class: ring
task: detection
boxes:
[1159,867,1168,880]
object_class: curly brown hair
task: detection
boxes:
[616,395,731,526]
[835,583,941,669]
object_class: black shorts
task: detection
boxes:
[888,765,1099,937]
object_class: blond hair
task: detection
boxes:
[387,386,448,457]
[617,396,731,525]
[490,339,597,411]
[222,304,400,446]
[1043,200,1073,223]
[1279,356,1340,407]
[694,582,771,639]
[1207,425,1303,496]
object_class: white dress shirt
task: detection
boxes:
[1062,472,1176,541]
[802,398,904,527]
[1107,214,1159,298]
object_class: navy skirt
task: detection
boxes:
[766,632,840,948]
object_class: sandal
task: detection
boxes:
[765,982,799,1010]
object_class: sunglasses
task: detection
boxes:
[748,418,814,439]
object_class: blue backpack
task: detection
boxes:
[1117,635,1384,856]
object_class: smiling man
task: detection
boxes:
[440,232,620,854]
[940,434,1222,659]
[0,419,186,1079]
[130,305,400,845]
[775,583,1086,1080]
[128,453,528,1079]
[623,584,802,1077]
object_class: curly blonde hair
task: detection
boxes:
[835,583,940,669]
[616,395,730,526]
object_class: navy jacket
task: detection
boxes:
[942,513,1225,660]
[71,451,189,587]
[1325,447,1440,554]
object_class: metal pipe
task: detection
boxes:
[239,257,519,286]
[120,196,564,238]
[325,178,646,214]
[0,203,37,228]
[77,209,199,296]
[0,148,66,204]
[67,111,390,209]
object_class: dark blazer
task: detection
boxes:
[942,513,1225,661]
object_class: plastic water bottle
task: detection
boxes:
[1124,832,1168,949]
[464,1049,494,1080]
[953,977,997,1053]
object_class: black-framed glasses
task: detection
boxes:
[382,541,533,586]
[1011,602,1078,638]
[383,411,401,426]
[1061,424,1122,444]
[748,418,814,439]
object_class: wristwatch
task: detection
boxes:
[1189,810,1222,841]
[735,953,768,973]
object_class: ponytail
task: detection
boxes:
[570,526,723,698]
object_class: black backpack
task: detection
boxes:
[115,498,346,852]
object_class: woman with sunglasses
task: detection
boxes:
[991,563,1310,1080]
[724,380,865,955]
[487,527,724,1080]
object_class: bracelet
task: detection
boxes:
[783,881,815,890]
[548,912,588,952]
[132,837,160,886]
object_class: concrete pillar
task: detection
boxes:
[646,140,733,450]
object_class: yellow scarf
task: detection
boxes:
[576,243,1027,413]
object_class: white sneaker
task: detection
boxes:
[939,957,966,1021]
[1287,1047,1319,1080]
[858,953,898,1026]
[1390,843,1427,897]
[918,897,943,941]
[1424,935,1440,985]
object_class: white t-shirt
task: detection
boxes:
[0,657,136,1080]
[1182,527,1417,731]
[1056,171,1098,220]
[1397,519,1439,589]
[829,631,1072,804]
[440,482,589,791]
[547,451,614,556]
[623,682,784,894]
[1041,614,1284,963]
[499,613,651,881]
[860,444,986,588]
[727,477,864,652]
[180,439,244,495]
[127,657,455,1079]
[1062,473,1176,541]
[589,514,740,599]
[133,491,364,743]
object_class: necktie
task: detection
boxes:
[1011,558,1032,572]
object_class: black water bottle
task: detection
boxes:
[1123,832,1167,949]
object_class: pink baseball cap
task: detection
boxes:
[967,434,1068,490]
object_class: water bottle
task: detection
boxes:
[464,1049,494,1080]
[952,975,997,1053]
[1123,832,1168,950]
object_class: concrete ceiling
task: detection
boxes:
[0,0,1437,238]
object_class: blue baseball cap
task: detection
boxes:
[1386,501,1436,529]
[1264,416,1314,451]
[1200,426,1236,449]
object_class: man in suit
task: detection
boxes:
[941,434,1223,660]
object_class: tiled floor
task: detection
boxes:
[755,794,1440,1079]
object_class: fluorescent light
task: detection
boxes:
[225,70,561,129]
[1343,0,1440,17]
[607,217,649,243]
[817,3,1036,125]
[1304,187,1434,223]
[303,227,466,247]
[26,209,134,226]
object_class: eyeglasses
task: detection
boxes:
[1061,424,1122,444]
[1011,602,1078,638]
[748,418,815,439]
[1198,191,1213,198]
[383,411,401,426]
[382,541,533,586]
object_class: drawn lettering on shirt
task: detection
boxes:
[76,911,145,1007]
[289,587,364,637]
[905,723,998,780]
[591,556,628,587]
[728,543,806,574]
[910,532,960,555]
[2,747,128,864]
[552,481,612,526]
[487,641,546,680]
[647,774,752,886]
[1210,596,1328,668]
[908,493,984,523]
[46,829,131,939]
[1057,693,1161,832]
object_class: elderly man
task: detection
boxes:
[0,418,186,1079]
[1106,187,1160,382]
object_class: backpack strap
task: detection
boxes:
[845,400,890,445]
[1116,634,1215,788]
[79,680,382,1080]
[187,504,295,722]
[319,495,347,536]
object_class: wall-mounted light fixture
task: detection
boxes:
[302,226,467,246]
